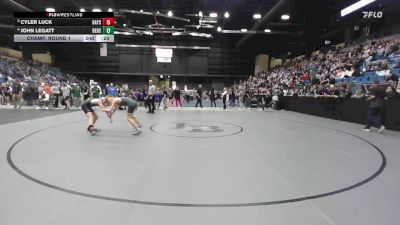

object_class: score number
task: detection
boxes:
[102,26,114,34]
[102,18,115,26]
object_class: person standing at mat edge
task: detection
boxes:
[222,87,228,110]
[90,82,102,99]
[11,80,22,109]
[162,86,169,110]
[362,81,386,133]
[209,88,216,107]
[147,80,156,113]
[107,83,118,97]
[51,82,62,108]
[195,84,203,108]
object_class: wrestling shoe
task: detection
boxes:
[89,128,101,136]
[378,125,386,133]
[132,130,142,135]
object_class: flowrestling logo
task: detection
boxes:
[362,11,383,19]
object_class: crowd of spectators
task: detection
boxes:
[0,52,90,109]
[1,33,399,110]
[233,33,400,105]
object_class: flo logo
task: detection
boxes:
[174,123,223,133]
[362,11,383,19]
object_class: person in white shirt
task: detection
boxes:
[61,84,71,109]
[222,87,228,110]
[147,80,156,114]
[51,82,60,108]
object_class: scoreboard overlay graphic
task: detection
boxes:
[13,12,114,42]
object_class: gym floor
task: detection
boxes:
[1,108,399,225]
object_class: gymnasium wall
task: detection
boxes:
[48,38,253,77]
[119,47,208,75]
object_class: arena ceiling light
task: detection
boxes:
[264,29,271,32]
[107,8,113,12]
[123,23,127,27]
[92,9,101,12]
[45,8,55,12]
[210,12,218,18]
[224,12,230,18]
[199,11,203,17]
[253,13,262,19]
[341,0,376,17]
[217,26,222,32]
[80,8,86,12]
[241,28,248,32]
[168,11,173,17]
[140,9,144,12]
[281,14,290,20]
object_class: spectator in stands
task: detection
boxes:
[339,84,353,98]
[352,66,361,77]
[317,84,330,96]
[300,72,310,82]
[328,85,340,97]
[311,74,321,85]
[12,80,22,109]
[320,74,330,85]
